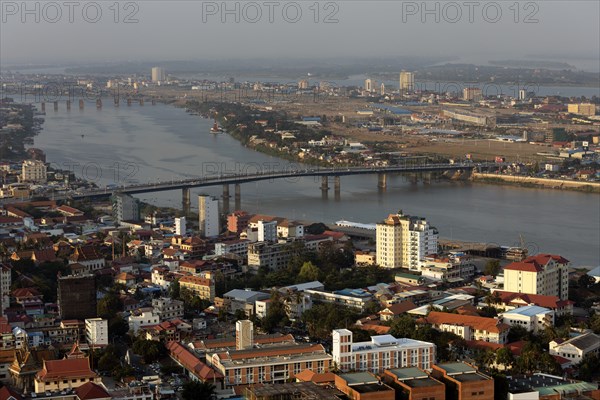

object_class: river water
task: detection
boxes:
[31,103,600,267]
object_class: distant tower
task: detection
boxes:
[380,83,386,96]
[236,320,254,350]
[399,71,415,92]
[175,216,186,236]
[198,195,219,237]
[364,78,373,93]
[519,89,527,101]
[151,67,166,83]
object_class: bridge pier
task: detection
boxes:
[139,99,144,106]
[182,187,191,216]
[127,98,132,106]
[152,99,156,105]
[377,173,387,189]
[79,99,84,110]
[320,176,329,198]
[66,100,71,111]
[114,96,120,106]
[234,184,241,211]
[53,101,58,111]
[334,176,341,200]
[222,184,230,215]
[96,99,102,109]
[41,102,45,112]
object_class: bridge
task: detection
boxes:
[58,162,494,215]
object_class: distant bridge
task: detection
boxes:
[56,162,494,214]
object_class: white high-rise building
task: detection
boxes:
[151,67,166,83]
[364,78,373,92]
[258,220,277,242]
[112,193,140,223]
[376,210,438,269]
[503,254,570,300]
[236,320,254,350]
[399,71,415,92]
[175,216,186,236]
[85,318,108,347]
[198,195,219,237]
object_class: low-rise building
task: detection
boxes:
[383,367,446,400]
[178,275,215,302]
[507,373,600,400]
[422,311,510,344]
[500,305,554,333]
[128,311,159,334]
[332,329,436,373]
[334,372,395,400]
[304,288,373,312]
[151,297,184,321]
[549,332,600,364]
[431,362,494,400]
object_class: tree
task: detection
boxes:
[181,381,216,400]
[578,274,595,289]
[495,347,515,370]
[297,261,320,283]
[484,260,501,276]
[262,290,289,333]
[389,315,416,338]
[132,339,164,363]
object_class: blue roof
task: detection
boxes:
[370,103,412,115]
[335,288,372,298]
[503,305,552,316]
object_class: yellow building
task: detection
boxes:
[503,254,570,300]
[21,160,47,183]
[179,274,215,302]
[399,71,414,92]
[376,211,438,269]
[568,103,596,116]
[34,354,100,393]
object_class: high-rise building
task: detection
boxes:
[376,211,438,269]
[364,79,373,92]
[503,254,570,300]
[463,87,483,102]
[151,67,166,83]
[175,216,186,236]
[198,195,219,237]
[85,318,108,347]
[236,320,254,350]
[112,193,140,223]
[257,220,277,242]
[0,264,11,316]
[58,274,97,320]
[399,71,415,92]
[227,210,251,234]
[21,160,47,183]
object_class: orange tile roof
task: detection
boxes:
[74,382,110,400]
[424,311,510,333]
[504,261,543,273]
[294,369,336,383]
[523,254,569,265]
[37,358,96,380]
[167,341,223,381]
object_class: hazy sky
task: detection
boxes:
[1,0,599,71]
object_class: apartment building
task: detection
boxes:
[247,241,291,271]
[21,160,47,183]
[422,311,510,344]
[503,254,570,300]
[568,103,596,116]
[431,362,494,400]
[0,264,10,316]
[178,274,215,302]
[304,288,373,312]
[214,239,250,258]
[332,329,436,374]
[376,211,438,269]
[128,311,159,334]
[151,297,184,321]
[84,318,108,347]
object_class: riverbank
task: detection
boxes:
[472,173,600,193]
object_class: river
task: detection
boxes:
[31,103,600,267]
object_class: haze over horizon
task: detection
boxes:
[1,1,599,73]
